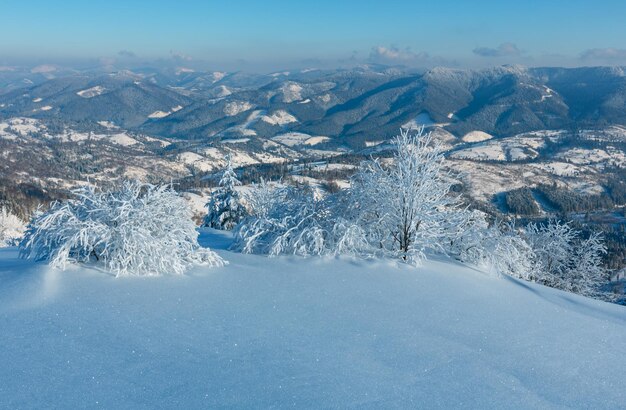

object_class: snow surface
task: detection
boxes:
[261,110,297,126]
[0,230,624,408]
[280,82,303,103]
[76,86,106,98]
[272,132,329,147]
[462,130,493,143]
[108,133,139,146]
[148,110,171,119]
[224,101,253,116]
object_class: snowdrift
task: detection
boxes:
[0,229,624,408]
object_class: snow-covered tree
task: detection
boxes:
[524,220,607,297]
[234,128,470,265]
[205,155,247,230]
[348,128,468,265]
[245,178,276,219]
[20,182,225,276]
[0,207,26,247]
[571,232,608,297]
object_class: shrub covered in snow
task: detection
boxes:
[454,216,537,280]
[0,207,26,247]
[524,220,608,298]
[205,156,247,230]
[233,182,368,257]
[457,217,610,299]
[20,182,225,276]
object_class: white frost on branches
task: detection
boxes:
[233,128,469,265]
[348,128,469,264]
[205,155,247,230]
[457,218,609,299]
[232,183,368,257]
[0,207,26,247]
[525,220,607,297]
[20,182,225,276]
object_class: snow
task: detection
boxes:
[108,133,139,146]
[211,71,226,83]
[214,85,232,97]
[220,138,250,144]
[76,86,106,98]
[261,110,297,126]
[451,143,506,161]
[272,132,312,146]
[97,120,119,129]
[178,152,216,172]
[148,106,182,119]
[224,101,253,116]
[148,110,171,119]
[303,136,330,146]
[0,230,624,408]
[402,113,450,130]
[556,147,626,167]
[452,135,547,162]
[2,117,43,136]
[280,82,303,103]
[462,130,493,143]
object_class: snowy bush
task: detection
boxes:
[457,217,610,299]
[20,182,225,276]
[455,217,537,280]
[233,183,368,257]
[0,207,26,247]
[205,156,247,230]
[233,184,327,256]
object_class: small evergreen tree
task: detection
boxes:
[205,156,247,230]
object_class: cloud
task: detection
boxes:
[580,48,626,61]
[473,42,522,57]
[369,45,427,62]
[368,45,453,67]
[170,50,192,61]
[118,50,136,58]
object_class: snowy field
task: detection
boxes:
[1,229,625,409]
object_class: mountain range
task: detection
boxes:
[2,64,626,147]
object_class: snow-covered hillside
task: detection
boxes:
[0,230,624,408]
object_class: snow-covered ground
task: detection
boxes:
[0,230,624,408]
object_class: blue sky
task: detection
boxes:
[3,0,626,70]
